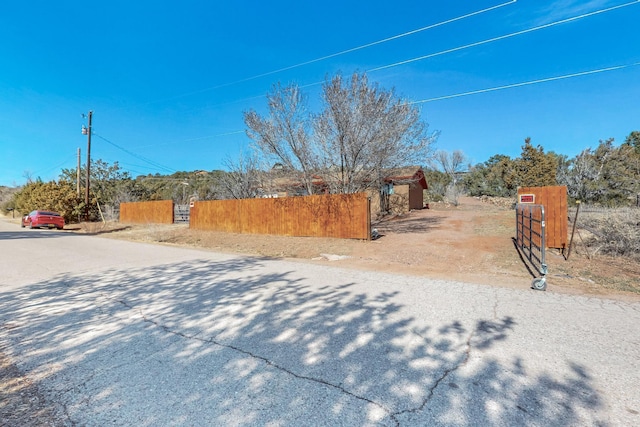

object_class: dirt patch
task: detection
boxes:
[0,340,65,426]
[2,197,639,425]
[100,196,640,301]
[3,199,638,299]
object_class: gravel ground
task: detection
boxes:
[1,197,638,425]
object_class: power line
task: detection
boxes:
[93,133,176,174]
[101,1,639,152]
[32,154,77,178]
[97,161,150,178]
[246,61,640,132]
[98,159,162,175]
[368,0,640,72]
[134,61,640,150]
[411,62,640,103]
[194,0,640,111]
[117,1,516,109]
[131,130,245,150]
[219,0,517,81]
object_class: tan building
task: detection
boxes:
[257,166,428,217]
[368,167,428,217]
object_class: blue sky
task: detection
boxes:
[1,0,639,186]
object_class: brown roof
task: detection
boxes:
[385,167,428,190]
[263,167,428,192]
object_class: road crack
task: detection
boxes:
[109,297,513,425]
[112,298,399,425]
[391,330,474,421]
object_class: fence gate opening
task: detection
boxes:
[174,204,190,224]
[516,204,548,291]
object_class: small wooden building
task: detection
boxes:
[258,166,428,217]
[369,167,428,216]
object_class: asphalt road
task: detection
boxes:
[1,219,639,426]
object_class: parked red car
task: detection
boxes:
[21,210,65,230]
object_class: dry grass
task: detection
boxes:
[0,341,65,426]
[64,221,132,235]
[3,202,639,298]
[2,200,640,426]
[101,199,640,299]
[576,208,640,260]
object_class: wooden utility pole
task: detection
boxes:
[566,201,581,260]
[84,111,93,221]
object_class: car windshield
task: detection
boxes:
[38,211,60,216]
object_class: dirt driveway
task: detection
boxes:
[100,196,640,301]
[1,197,639,425]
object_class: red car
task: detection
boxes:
[21,210,65,230]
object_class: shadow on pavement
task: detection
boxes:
[0,257,607,426]
[0,230,72,240]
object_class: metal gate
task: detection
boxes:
[174,204,190,224]
[516,204,548,291]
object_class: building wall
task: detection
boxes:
[368,183,423,217]
[409,185,424,210]
[389,184,410,214]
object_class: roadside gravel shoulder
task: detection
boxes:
[0,342,67,427]
[1,198,638,424]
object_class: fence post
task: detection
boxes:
[566,201,581,260]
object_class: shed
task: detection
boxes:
[369,167,428,216]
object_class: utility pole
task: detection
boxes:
[82,111,93,221]
[76,147,81,196]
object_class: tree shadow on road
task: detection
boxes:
[0,256,609,426]
[373,214,445,235]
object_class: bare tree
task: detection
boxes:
[22,170,35,184]
[316,73,434,197]
[216,151,265,200]
[244,83,318,195]
[244,73,436,206]
[430,150,467,205]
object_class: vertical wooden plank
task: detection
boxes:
[119,200,173,224]
[545,186,554,247]
[550,186,560,248]
[559,186,568,249]
[189,193,370,239]
[517,186,567,249]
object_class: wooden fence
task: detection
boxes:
[517,186,568,249]
[119,200,174,224]
[190,193,371,240]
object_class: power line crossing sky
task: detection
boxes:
[0,0,638,185]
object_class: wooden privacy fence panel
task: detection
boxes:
[191,193,371,240]
[120,200,174,224]
[517,186,568,249]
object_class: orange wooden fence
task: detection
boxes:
[120,200,174,224]
[517,186,568,249]
[190,193,371,240]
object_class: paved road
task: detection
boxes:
[1,219,639,426]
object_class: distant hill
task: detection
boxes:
[0,185,19,202]
[0,185,20,214]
